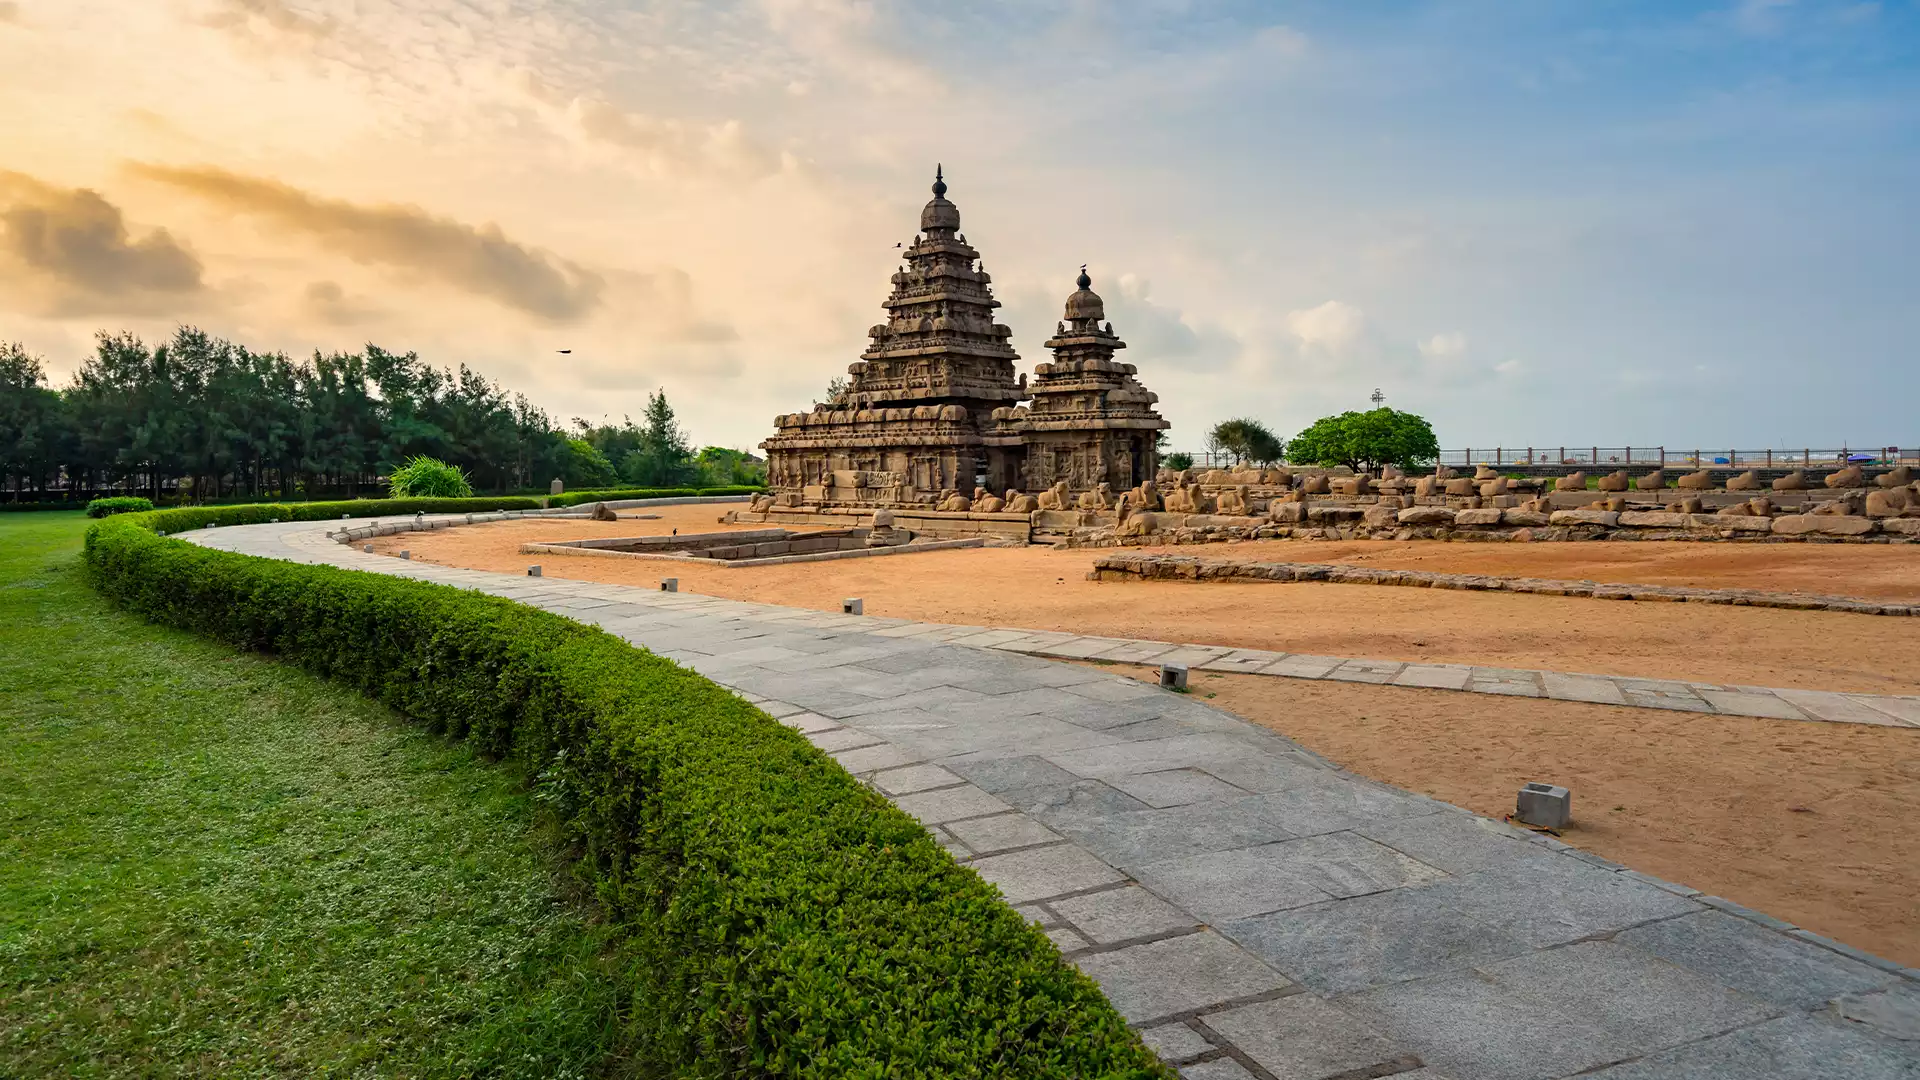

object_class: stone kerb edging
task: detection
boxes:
[1088,553,1920,617]
[521,536,988,568]
[324,496,751,545]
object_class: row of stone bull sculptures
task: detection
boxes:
[746,463,1916,518]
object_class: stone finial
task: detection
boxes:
[932,163,946,198]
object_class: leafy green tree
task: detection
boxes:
[559,438,619,488]
[1162,451,1193,471]
[1207,418,1286,467]
[618,389,695,487]
[1286,407,1439,473]
[0,343,72,497]
[691,446,767,488]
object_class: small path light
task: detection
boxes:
[1160,663,1189,690]
[362,544,373,553]
[843,598,864,615]
[528,565,542,577]
[661,578,678,592]
[1515,783,1571,829]
[398,550,411,560]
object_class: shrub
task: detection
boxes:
[82,508,1166,1079]
[1162,452,1194,472]
[86,496,157,518]
[386,456,474,499]
[135,496,544,535]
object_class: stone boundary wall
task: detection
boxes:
[1061,504,1920,548]
[1088,554,1920,616]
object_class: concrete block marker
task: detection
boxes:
[843,597,864,615]
[660,578,678,592]
[397,550,410,560]
[1160,662,1189,690]
[1516,783,1571,829]
[527,565,542,577]
[362,544,373,553]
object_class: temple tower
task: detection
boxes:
[762,167,1027,504]
[1017,268,1169,493]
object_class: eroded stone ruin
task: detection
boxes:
[760,168,1166,510]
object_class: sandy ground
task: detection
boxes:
[1095,664,1920,967]
[376,505,1920,695]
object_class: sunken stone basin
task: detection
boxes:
[521,527,985,568]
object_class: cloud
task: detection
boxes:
[0,171,205,316]
[302,280,380,326]
[1419,331,1467,359]
[129,162,603,320]
[1285,300,1367,353]
[200,0,334,41]
[0,2,17,25]
[509,72,786,180]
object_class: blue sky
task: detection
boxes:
[0,0,1914,451]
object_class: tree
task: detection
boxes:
[619,389,695,487]
[1163,451,1194,471]
[1286,407,1439,473]
[1207,418,1285,467]
[691,446,767,488]
[558,438,618,489]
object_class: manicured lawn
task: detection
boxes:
[0,513,636,1077]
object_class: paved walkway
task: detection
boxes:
[187,518,1920,1080]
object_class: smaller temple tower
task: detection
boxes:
[1012,269,1169,493]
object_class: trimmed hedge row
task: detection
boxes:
[136,496,544,534]
[86,496,157,517]
[82,510,1167,1079]
[549,485,764,508]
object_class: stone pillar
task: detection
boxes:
[549,478,564,496]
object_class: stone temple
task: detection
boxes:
[762,168,1167,509]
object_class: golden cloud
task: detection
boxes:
[0,171,206,316]
[128,162,604,321]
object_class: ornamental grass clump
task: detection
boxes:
[386,456,474,499]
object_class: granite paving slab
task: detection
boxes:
[185,518,1920,1075]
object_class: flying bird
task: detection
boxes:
[556,349,572,354]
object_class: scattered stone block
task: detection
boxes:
[1554,471,1587,492]
[1502,509,1551,527]
[1770,514,1873,536]
[1363,504,1399,528]
[1552,509,1619,527]
[1675,469,1714,490]
[1398,506,1457,526]
[527,565,541,577]
[1619,511,1691,528]
[1875,465,1912,488]
[1160,662,1189,690]
[1443,477,1477,496]
[1454,508,1503,526]
[1725,469,1761,490]
[1634,469,1667,491]
[362,544,373,552]
[1772,469,1807,491]
[398,550,410,560]
[842,597,864,615]
[590,501,618,521]
[1515,782,1571,828]
[1596,469,1630,492]
[661,577,679,592]
[1880,518,1920,536]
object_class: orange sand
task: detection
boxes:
[376,506,1920,695]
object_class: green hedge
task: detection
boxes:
[137,496,544,534]
[86,496,157,517]
[82,509,1166,1079]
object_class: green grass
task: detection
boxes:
[0,513,638,1078]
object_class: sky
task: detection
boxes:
[0,0,1915,454]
